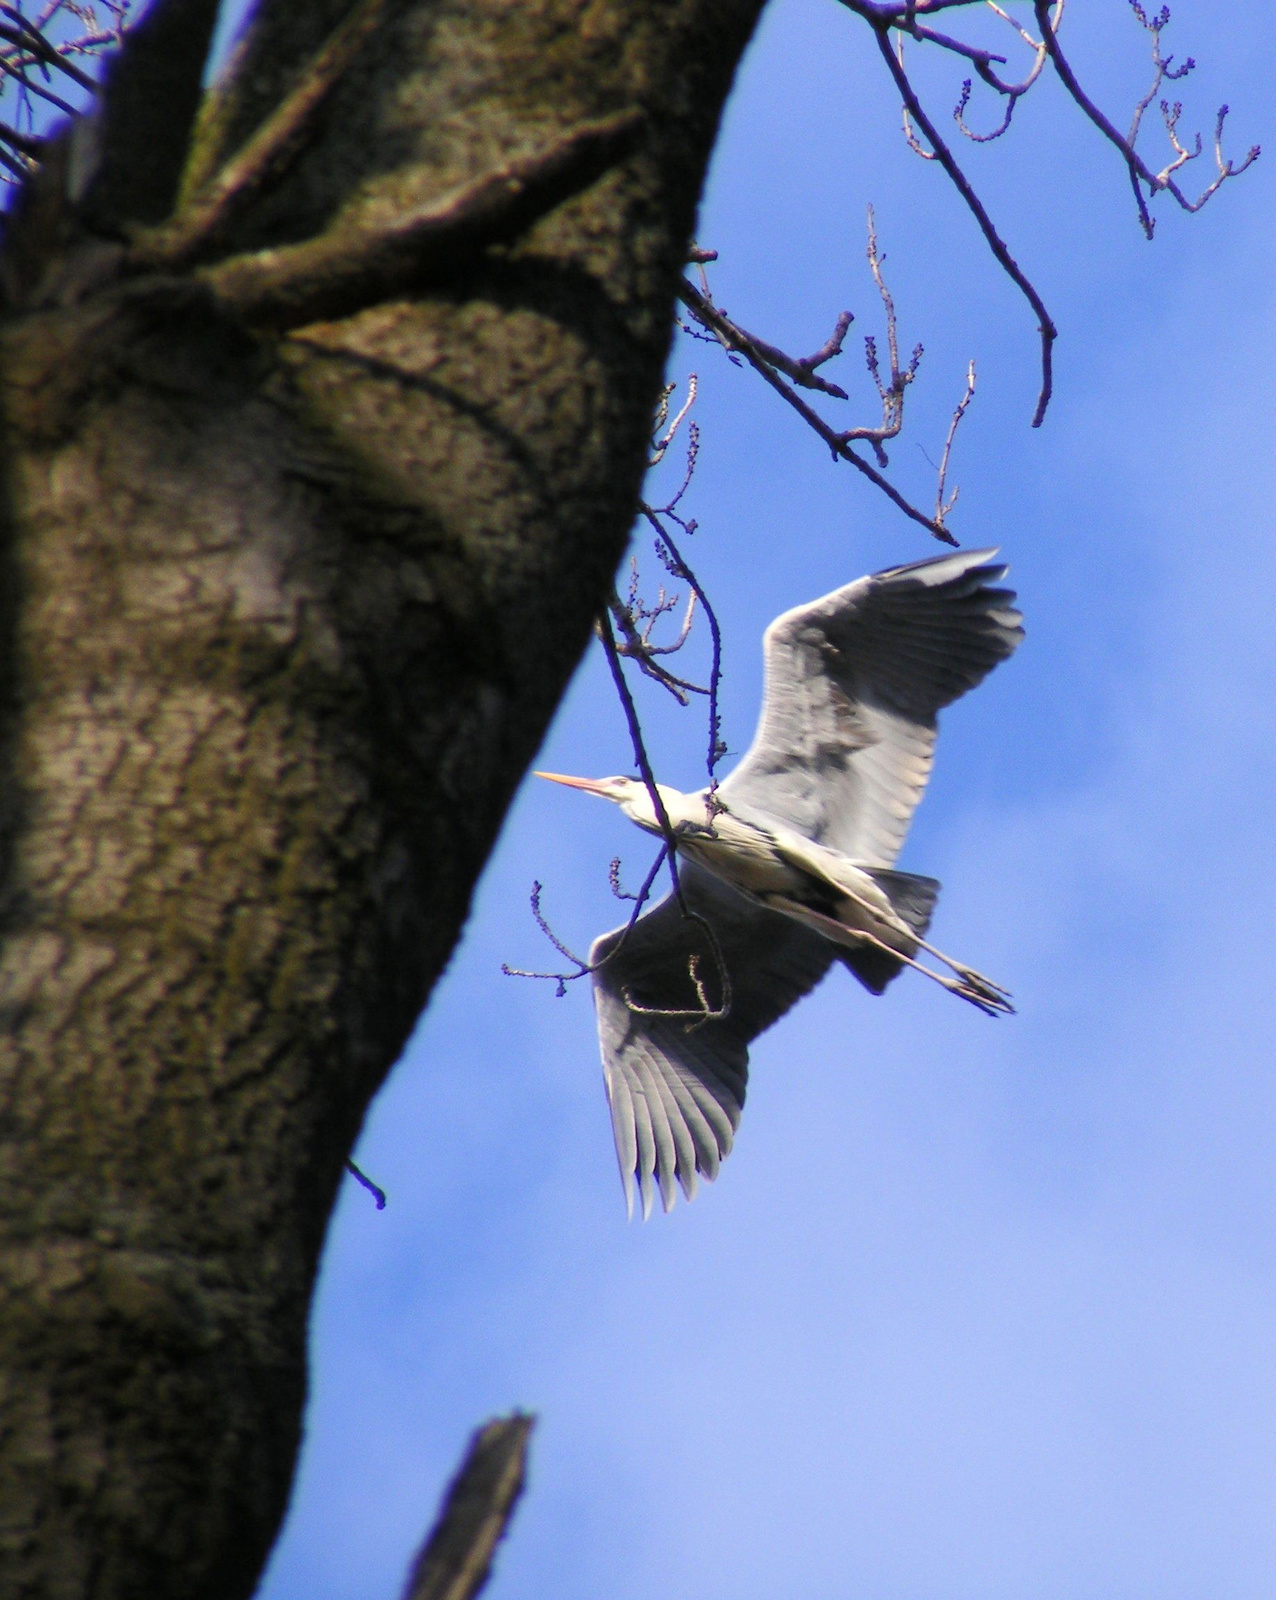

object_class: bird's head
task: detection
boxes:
[534,771,669,832]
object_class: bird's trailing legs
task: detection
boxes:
[766,894,1014,1017]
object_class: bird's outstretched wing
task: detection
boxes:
[590,861,834,1218]
[719,548,1023,865]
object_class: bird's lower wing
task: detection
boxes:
[590,862,834,1218]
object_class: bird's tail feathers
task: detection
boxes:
[839,869,940,994]
[865,869,939,937]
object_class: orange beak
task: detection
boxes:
[533,771,613,796]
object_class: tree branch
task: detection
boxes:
[134,0,396,268]
[75,0,222,228]
[400,1415,534,1600]
[867,17,1057,427]
[0,7,96,90]
[1033,0,1258,240]
[677,275,960,542]
[191,108,646,327]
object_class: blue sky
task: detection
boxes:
[75,1,1276,1595]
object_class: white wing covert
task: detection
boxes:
[590,861,834,1218]
[719,548,1023,865]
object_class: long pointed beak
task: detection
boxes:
[533,770,613,797]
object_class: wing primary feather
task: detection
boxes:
[640,1052,701,1203]
[630,1048,682,1214]
[660,1060,725,1181]
[629,1077,657,1223]
[602,1060,638,1220]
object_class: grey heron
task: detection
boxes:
[537,547,1023,1217]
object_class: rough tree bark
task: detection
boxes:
[0,0,765,1593]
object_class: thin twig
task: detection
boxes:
[0,10,93,86]
[0,116,39,155]
[0,59,76,114]
[608,588,704,705]
[620,951,727,1024]
[598,613,686,902]
[500,849,668,992]
[344,1159,387,1209]
[950,1,1060,143]
[835,206,922,467]
[935,359,975,522]
[649,373,698,467]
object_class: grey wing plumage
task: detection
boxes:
[590,861,834,1218]
[719,547,1023,864]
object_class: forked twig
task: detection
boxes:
[950,2,1062,143]
[836,206,922,468]
[677,275,962,543]
[1033,0,1258,241]
[871,19,1057,428]
[499,852,666,993]
[649,374,699,468]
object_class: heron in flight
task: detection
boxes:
[537,548,1023,1217]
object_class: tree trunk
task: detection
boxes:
[0,1,764,1593]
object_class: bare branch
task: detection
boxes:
[1033,0,1258,240]
[506,393,726,1012]
[723,310,854,398]
[0,116,40,156]
[610,388,709,704]
[0,59,76,114]
[621,950,729,1028]
[608,585,703,705]
[400,1415,534,1600]
[950,1,1060,143]
[833,206,921,468]
[677,275,959,542]
[899,39,939,160]
[869,20,1057,427]
[597,613,688,901]
[0,12,95,89]
[0,134,30,177]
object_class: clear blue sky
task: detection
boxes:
[138,2,1276,1595]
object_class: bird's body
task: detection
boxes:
[606,779,928,957]
[538,547,1024,1216]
